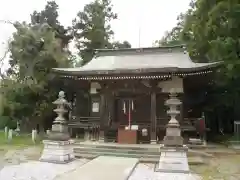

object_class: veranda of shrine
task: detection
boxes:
[52,45,220,144]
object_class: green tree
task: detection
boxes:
[181,0,240,93]
[1,22,70,128]
[72,0,131,65]
[160,0,240,129]
[31,1,73,49]
[155,13,186,46]
[1,1,73,130]
[112,41,131,49]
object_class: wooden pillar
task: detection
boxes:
[99,92,105,142]
[150,91,157,144]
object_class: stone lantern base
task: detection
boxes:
[39,139,75,164]
[163,125,184,146]
[156,144,190,173]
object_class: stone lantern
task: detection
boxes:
[163,90,183,146]
[156,79,190,174]
[39,91,74,164]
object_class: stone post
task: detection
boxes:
[4,126,8,139]
[15,121,20,136]
[8,129,12,143]
[46,129,50,135]
[39,91,74,164]
[32,129,37,143]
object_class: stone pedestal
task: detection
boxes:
[163,124,184,146]
[40,140,75,164]
[156,145,190,173]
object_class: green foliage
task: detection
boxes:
[0,116,16,129]
[112,41,131,49]
[72,0,131,65]
[31,1,73,49]
[156,0,240,120]
[0,0,132,130]
[0,1,72,128]
[72,0,117,65]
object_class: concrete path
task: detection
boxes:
[55,156,138,180]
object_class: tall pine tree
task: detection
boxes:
[72,0,131,65]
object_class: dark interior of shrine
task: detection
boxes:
[49,73,214,143]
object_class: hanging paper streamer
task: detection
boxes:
[107,111,111,126]
[131,100,134,110]
[128,99,131,129]
[123,100,126,114]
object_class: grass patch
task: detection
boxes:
[0,131,42,151]
[191,155,240,180]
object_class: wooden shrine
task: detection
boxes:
[52,45,220,144]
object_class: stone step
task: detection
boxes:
[74,141,208,148]
[74,153,97,159]
[73,142,159,151]
[74,153,205,165]
[74,149,160,159]
[74,146,160,155]
[74,146,212,159]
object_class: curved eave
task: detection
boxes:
[52,62,221,76]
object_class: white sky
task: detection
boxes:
[0,0,191,65]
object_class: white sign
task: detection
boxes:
[131,125,139,130]
[92,102,99,112]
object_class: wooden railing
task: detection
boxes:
[68,116,100,140]
[68,116,200,141]
[69,116,100,127]
[69,116,198,129]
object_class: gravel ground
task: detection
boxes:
[191,155,240,180]
[129,163,202,180]
[0,159,89,180]
[0,146,42,167]
[0,146,90,180]
[0,146,239,180]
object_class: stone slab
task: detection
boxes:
[55,156,139,180]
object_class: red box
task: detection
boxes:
[117,129,137,144]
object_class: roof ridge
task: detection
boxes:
[95,45,186,57]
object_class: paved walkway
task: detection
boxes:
[55,156,138,180]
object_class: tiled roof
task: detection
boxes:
[53,46,220,75]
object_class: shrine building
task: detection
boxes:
[52,45,220,144]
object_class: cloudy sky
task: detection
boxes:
[0,0,191,59]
